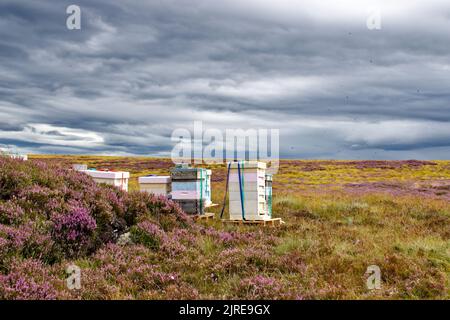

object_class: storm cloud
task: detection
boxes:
[0,0,449,159]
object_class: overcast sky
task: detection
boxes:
[0,0,449,159]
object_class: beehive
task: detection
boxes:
[3,153,27,161]
[138,175,171,196]
[81,170,129,192]
[72,164,88,171]
[228,161,271,221]
[265,174,273,218]
[170,164,211,214]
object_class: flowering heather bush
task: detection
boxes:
[0,156,194,299]
[234,275,303,300]
[0,157,189,257]
[200,227,248,246]
[276,251,308,274]
[130,221,166,250]
[169,227,197,246]
[0,222,54,266]
[0,162,31,200]
[159,283,200,300]
[0,201,24,225]
[17,185,64,218]
[0,258,57,300]
[236,275,284,299]
[51,201,97,258]
[160,235,187,257]
[130,222,188,257]
[65,244,190,299]
[126,192,190,230]
[212,246,275,277]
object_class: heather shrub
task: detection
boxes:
[67,244,184,299]
[130,222,187,257]
[17,185,65,219]
[0,158,32,200]
[212,246,275,276]
[0,201,24,225]
[160,236,187,257]
[233,275,302,300]
[212,248,247,275]
[0,258,57,300]
[169,227,197,246]
[236,275,283,299]
[126,192,190,231]
[0,157,191,264]
[201,227,239,246]
[51,201,97,258]
[0,222,55,267]
[276,251,308,274]
[86,187,128,246]
[130,221,166,250]
[159,283,200,299]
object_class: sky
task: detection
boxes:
[0,0,449,159]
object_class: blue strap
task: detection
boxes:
[237,161,246,220]
[220,162,231,219]
[268,182,272,218]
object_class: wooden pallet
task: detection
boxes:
[193,212,215,220]
[221,217,285,227]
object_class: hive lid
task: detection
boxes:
[4,153,28,161]
[228,161,266,169]
[171,166,209,172]
[81,170,130,179]
[139,175,171,184]
[170,166,211,180]
[73,164,88,171]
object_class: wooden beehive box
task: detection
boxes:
[170,165,212,214]
[228,161,271,221]
[138,175,171,196]
[81,170,130,192]
[73,164,88,171]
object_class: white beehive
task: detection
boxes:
[72,164,88,171]
[0,149,27,161]
[81,170,130,192]
[228,161,271,221]
[138,175,171,196]
[5,153,28,161]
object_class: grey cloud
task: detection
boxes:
[0,0,449,159]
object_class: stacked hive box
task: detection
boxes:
[3,153,28,161]
[228,161,271,221]
[265,174,273,218]
[80,170,130,192]
[138,175,171,196]
[170,164,211,214]
[73,164,88,171]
